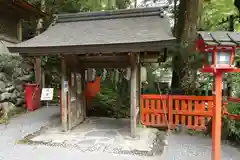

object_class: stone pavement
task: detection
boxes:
[0,106,239,160]
[26,117,165,156]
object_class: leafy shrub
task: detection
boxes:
[223,102,240,143]
[206,102,240,144]
[87,70,130,118]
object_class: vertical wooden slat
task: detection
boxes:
[157,112,161,125]
[199,101,205,128]
[188,100,192,128]
[194,100,199,129]
[145,99,150,124]
[151,99,155,110]
[145,99,150,109]
[162,99,167,125]
[156,99,162,124]
[140,97,145,124]
[151,114,155,125]
[151,99,155,125]
[156,99,161,110]
[208,100,213,121]
[175,99,180,125]
[181,100,186,125]
[168,96,173,128]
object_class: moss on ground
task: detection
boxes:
[0,107,27,124]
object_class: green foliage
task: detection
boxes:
[0,55,34,82]
[223,102,240,143]
[27,0,131,13]
[88,70,130,118]
[206,102,240,144]
[201,0,239,30]
[41,56,60,89]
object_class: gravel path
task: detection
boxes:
[161,133,240,160]
[0,107,145,160]
[0,106,239,160]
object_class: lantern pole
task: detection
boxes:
[212,70,223,160]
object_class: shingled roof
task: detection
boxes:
[0,0,47,18]
[198,31,240,46]
[8,7,176,56]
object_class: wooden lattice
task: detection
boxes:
[0,16,18,40]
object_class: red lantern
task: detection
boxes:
[196,32,236,73]
[196,31,240,160]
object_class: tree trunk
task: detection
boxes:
[171,0,201,94]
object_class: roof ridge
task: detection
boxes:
[55,7,165,23]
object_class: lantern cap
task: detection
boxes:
[198,31,240,46]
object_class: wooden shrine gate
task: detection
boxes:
[141,94,214,130]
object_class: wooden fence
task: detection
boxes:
[141,95,240,130]
[141,94,214,130]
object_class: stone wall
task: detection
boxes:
[0,54,34,118]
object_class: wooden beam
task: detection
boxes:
[81,62,130,68]
[78,55,129,61]
[20,51,165,57]
[130,53,137,138]
[14,40,174,55]
[81,60,129,63]
[61,57,68,131]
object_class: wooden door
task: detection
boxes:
[68,72,85,129]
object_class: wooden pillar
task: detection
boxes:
[34,57,41,85]
[81,69,87,118]
[17,19,23,42]
[61,57,68,131]
[42,70,45,88]
[212,71,222,160]
[67,69,73,129]
[136,57,141,124]
[130,53,137,138]
[87,68,96,82]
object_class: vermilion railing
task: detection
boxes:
[141,95,214,130]
[141,95,240,130]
